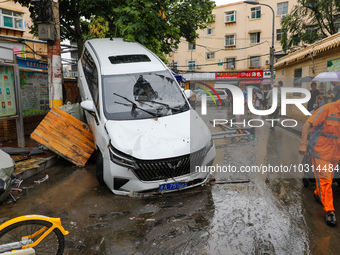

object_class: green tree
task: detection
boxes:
[280,0,340,52]
[15,0,215,59]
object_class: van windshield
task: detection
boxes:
[102,70,190,120]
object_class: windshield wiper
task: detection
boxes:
[136,99,181,112]
[172,103,189,112]
[113,93,161,117]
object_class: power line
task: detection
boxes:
[171,53,270,68]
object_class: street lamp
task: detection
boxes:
[244,0,275,87]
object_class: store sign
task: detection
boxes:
[263,70,276,78]
[216,70,263,79]
[17,57,48,70]
[0,66,17,117]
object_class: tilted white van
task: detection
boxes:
[78,38,216,195]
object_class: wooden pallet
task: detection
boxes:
[31,107,95,166]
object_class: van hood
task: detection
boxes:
[105,110,211,160]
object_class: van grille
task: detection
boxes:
[132,148,206,181]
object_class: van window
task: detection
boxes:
[82,48,100,111]
[108,55,151,64]
[91,66,99,111]
[102,70,189,120]
[81,48,95,87]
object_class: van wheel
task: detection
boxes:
[96,150,104,184]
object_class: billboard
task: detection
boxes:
[0,66,17,117]
[20,71,49,116]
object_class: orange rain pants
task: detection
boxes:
[313,157,339,212]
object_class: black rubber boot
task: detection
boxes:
[326,212,337,227]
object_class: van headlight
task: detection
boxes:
[109,145,135,168]
[204,137,214,154]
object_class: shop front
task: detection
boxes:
[0,47,48,143]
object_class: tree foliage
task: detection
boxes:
[280,0,340,52]
[15,0,215,59]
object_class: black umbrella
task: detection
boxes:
[246,85,262,93]
[293,76,314,84]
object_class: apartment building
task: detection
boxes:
[169,0,297,89]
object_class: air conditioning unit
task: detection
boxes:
[280,14,287,19]
[197,65,202,69]
[265,59,270,65]
[38,23,55,41]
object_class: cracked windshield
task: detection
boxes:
[103,71,189,120]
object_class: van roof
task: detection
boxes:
[86,38,167,75]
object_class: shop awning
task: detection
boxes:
[239,80,262,85]
[260,79,275,85]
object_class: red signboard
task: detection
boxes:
[216,70,263,79]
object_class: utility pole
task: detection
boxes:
[48,0,62,108]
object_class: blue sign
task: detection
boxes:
[17,57,48,70]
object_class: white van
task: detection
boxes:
[77,38,216,195]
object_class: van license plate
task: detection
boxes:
[159,182,187,191]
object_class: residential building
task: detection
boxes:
[168,0,297,90]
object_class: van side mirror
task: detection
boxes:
[81,100,96,113]
[184,90,193,98]
[81,100,99,125]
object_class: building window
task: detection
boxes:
[206,52,215,59]
[226,58,235,69]
[0,8,24,30]
[277,2,288,15]
[250,32,260,44]
[251,7,261,19]
[225,35,236,46]
[188,42,196,50]
[276,29,283,41]
[250,56,260,68]
[187,60,196,71]
[224,11,236,23]
[207,28,215,35]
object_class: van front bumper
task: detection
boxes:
[103,145,216,196]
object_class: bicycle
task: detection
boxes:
[0,215,69,255]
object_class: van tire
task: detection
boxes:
[96,150,104,184]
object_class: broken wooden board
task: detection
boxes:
[31,107,95,166]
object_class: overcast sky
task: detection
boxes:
[214,0,241,6]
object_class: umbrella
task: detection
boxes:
[172,71,186,83]
[293,76,314,84]
[246,85,262,93]
[312,72,340,82]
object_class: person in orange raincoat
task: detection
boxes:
[299,99,340,226]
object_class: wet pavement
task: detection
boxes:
[0,106,340,254]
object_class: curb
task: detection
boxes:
[15,155,59,180]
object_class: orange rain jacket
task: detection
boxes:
[307,101,340,162]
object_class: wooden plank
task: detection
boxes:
[31,107,95,166]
